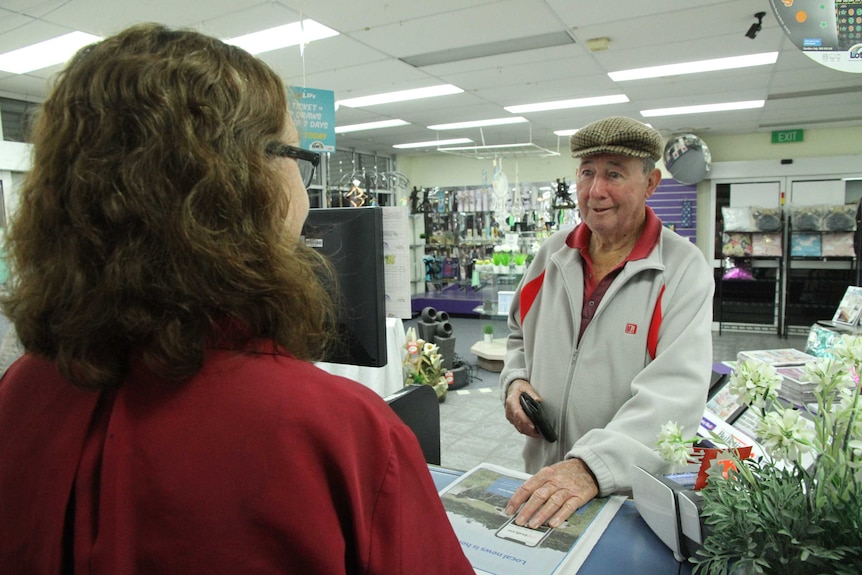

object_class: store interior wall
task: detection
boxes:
[1,118,861,263]
[395,125,862,260]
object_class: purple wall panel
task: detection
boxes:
[647,179,697,243]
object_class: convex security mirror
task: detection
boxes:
[663,133,712,185]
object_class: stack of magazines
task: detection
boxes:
[736,348,818,406]
[775,365,818,406]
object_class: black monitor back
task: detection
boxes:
[385,385,441,465]
[302,207,387,368]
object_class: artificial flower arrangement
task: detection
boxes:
[403,327,451,401]
[656,335,862,575]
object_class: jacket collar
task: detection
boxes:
[566,206,662,263]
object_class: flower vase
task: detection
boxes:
[483,333,493,343]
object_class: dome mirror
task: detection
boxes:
[663,134,712,185]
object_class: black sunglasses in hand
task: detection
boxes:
[265,143,320,188]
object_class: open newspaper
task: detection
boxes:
[438,463,624,575]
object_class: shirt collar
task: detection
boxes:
[567,206,662,264]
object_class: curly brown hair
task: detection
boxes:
[2,23,335,389]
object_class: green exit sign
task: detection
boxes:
[772,129,804,144]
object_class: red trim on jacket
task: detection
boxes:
[523,208,666,359]
[648,284,665,360]
[519,270,546,325]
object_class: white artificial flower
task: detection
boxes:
[422,342,438,355]
[405,326,417,343]
[655,421,693,468]
[728,360,782,410]
[831,334,862,369]
[804,357,851,396]
[756,408,815,464]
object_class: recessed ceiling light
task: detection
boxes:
[393,138,473,149]
[337,84,463,108]
[0,31,102,74]
[428,117,528,130]
[225,19,339,55]
[609,52,779,82]
[641,100,765,117]
[334,119,409,133]
[505,95,629,114]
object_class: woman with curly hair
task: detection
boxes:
[0,23,472,575]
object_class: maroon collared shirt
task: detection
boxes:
[567,207,663,342]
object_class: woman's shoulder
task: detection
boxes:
[192,344,396,420]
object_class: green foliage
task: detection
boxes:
[694,456,862,575]
[657,336,862,575]
[483,323,494,335]
[689,341,862,575]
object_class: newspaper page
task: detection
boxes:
[438,463,624,575]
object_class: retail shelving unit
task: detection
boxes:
[714,205,785,336]
[782,206,858,335]
[715,257,783,336]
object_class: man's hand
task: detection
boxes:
[504,458,599,528]
[504,379,541,438]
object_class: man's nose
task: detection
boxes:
[585,176,608,197]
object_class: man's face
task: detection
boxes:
[575,153,659,241]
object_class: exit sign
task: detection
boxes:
[772,129,804,144]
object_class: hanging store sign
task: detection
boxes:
[288,86,336,152]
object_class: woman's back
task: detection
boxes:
[0,339,472,574]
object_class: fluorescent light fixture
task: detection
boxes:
[641,100,765,117]
[401,31,575,67]
[609,52,779,82]
[225,19,338,55]
[336,84,463,108]
[505,94,629,114]
[0,31,102,74]
[428,117,528,130]
[334,119,409,134]
[438,143,537,151]
[393,138,473,149]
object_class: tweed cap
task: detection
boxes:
[570,116,663,161]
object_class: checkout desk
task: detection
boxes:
[430,466,693,575]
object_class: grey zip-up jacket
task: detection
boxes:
[500,213,713,496]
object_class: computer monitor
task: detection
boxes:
[301,206,387,368]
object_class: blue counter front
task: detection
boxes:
[430,466,693,575]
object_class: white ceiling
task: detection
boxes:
[0,0,860,157]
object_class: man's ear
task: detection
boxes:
[644,168,662,199]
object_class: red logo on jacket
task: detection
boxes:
[625,323,637,335]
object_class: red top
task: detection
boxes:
[0,340,474,575]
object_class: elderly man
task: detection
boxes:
[500,116,713,529]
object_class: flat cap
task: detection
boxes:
[570,116,664,161]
